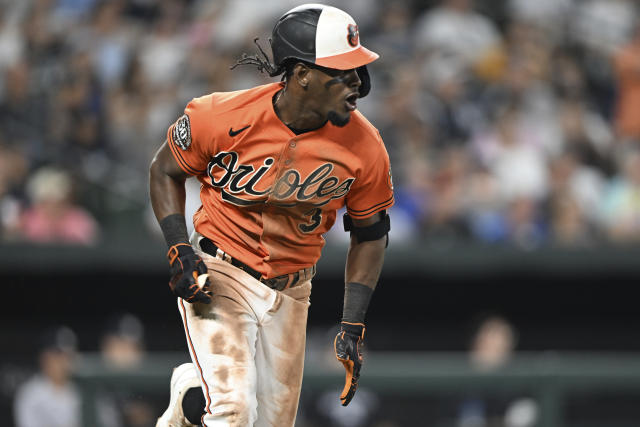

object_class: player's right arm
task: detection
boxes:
[149,140,212,303]
[150,140,190,221]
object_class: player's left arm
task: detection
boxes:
[335,130,393,406]
[334,210,389,406]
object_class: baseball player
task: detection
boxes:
[150,4,393,426]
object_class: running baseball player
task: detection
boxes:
[150,4,393,426]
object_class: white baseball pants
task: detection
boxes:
[178,247,311,427]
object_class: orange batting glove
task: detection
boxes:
[334,321,365,406]
[167,243,212,303]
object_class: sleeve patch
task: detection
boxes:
[172,114,192,150]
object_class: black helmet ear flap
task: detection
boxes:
[356,66,371,98]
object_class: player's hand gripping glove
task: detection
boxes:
[167,243,212,303]
[334,321,365,406]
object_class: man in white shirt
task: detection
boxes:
[14,326,81,427]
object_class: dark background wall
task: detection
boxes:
[3,242,639,359]
[2,242,640,426]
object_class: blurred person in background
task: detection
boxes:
[551,48,588,101]
[422,147,471,245]
[471,103,548,248]
[599,147,640,242]
[414,0,503,86]
[456,315,538,427]
[485,20,560,156]
[367,1,413,72]
[18,166,99,245]
[1,0,640,251]
[556,95,614,176]
[81,0,135,90]
[13,325,81,427]
[0,139,28,240]
[506,0,573,44]
[469,315,516,371]
[473,103,546,188]
[0,5,26,73]
[370,63,431,243]
[96,312,156,427]
[100,312,145,370]
[504,197,546,250]
[545,151,603,247]
[0,60,48,164]
[548,193,592,247]
[137,0,188,143]
[53,48,107,170]
[571,0,637,59]
[613,19,640,145]
[570,0,637,120]
[464,165,506,243]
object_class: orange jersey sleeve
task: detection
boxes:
[345,131,394,219]
[166,96,219,176]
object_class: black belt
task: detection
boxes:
[198,237,315,291]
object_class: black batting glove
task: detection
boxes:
[167,244,212,303]
[334,321,365,406]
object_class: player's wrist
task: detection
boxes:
[159,213,191,248]
[341,282,373,324]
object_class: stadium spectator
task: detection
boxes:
[506,0,573,43]
[571,0,636,56]
[613,20,640,144]
[0,0,638,249]
[95,312,156,427]
[457,315,539,427]
[0,61,48,161]
[472,103,549,204]
[13,326,81,427]
[18,167,99,245]
[599,148,640,242]
[545,151,604,246]
[422,147,471,244]
[100,312,146,370]
[0,140,28,240]
[414,0,503,84]
[464,166,507,243]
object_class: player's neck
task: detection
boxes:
[273,88,326,132]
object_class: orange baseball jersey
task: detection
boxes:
[166,82,393,278]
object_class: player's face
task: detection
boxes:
[308,65,361,127]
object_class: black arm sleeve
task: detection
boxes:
[159,213,190,248]
[342,282,374,323]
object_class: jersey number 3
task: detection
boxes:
[298,208,322,233]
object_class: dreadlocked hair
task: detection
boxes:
[230,38,283,77]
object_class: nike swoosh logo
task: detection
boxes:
[229,125,251,137]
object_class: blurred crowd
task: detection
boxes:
[10,314,530,427]
[12,314,158,427]
[1,0,640,249]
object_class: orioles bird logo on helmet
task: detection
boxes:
[347,24,359,47]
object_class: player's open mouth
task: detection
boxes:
[345,93,358,111]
